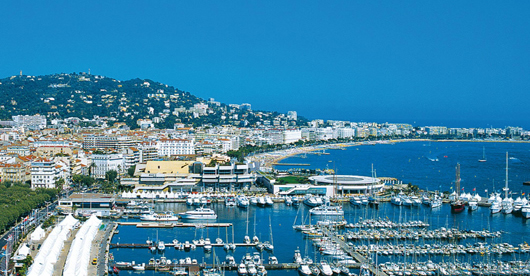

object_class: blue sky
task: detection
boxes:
[1,1,529,128]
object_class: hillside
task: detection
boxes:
[0,73,304,128]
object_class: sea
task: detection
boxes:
[111,141,530,275]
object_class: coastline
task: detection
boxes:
[249,139,530,169]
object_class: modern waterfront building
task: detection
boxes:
[309,175,384,194]
[201,163,256,191]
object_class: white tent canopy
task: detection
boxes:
[27,215,79,276]
[30,225,46,242]
[63,215,102,276]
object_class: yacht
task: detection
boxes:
[391,193,403,206]
[140,211,179,221]
[350,195,362,206]
[237,263,248,275]
[179,207,217,220]
[237,195,250,208]
[468,199,478,212]
[298,264,312,276]
[157,241,165,251]
[359,195,369,205]
[319,261,334,276]
[257,197,267,206]
[309,204,344,216]
[225,197,237,207]
[268,256,278,265]
[430,195,442,208]
[501,152,513,214]
[303,196,322,207]
[293,248,303,264]
[265,196,274,206]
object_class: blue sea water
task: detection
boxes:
[111,141,530,275]
[276,141,530,195]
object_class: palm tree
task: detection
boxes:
[89,163,96,177]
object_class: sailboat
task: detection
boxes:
[450,163,465,213]
[479,147,487,162]
[502,152,514,214]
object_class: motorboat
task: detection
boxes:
[319,261,334,276]
[257,197,266,206]
[468,199,478,212]
[140,211,179,221]
[391,193,403,206]
[179,207,217,220]
[350,195,362,206]
[237,195,250,208]
[298,264,312,276]
[238,263,248,275]
[265,196,274,206]
[309,204,344,216]
[304,195,322,207]
[132,263,145,271]
[225,197,237,207]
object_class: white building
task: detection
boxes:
[91,154,124,179]
[31,158,62,189]
[157,139,195,157]
[13,115,47,130]
[283,129,302,144]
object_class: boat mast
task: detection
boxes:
[504,152,509,199]
[455,163,461,200]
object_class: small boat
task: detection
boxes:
[237,195,250,208]
[468,199,478,212]
[179,207,217,220]
[298,264,312,276]
[157,241,165,251]
[265,196,274,206]
[479,146,487,162]
[238,263,248,275]
[268,256,278,265]
[225,197,237,207]
[132,263,145,271]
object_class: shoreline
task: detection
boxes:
[249,139,530,169]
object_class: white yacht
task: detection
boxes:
[237,263,248,275]
[309,204,344,216]
[140,211,179,221]
[298,264,312,276]
[319,260,334,276]
[350,195,362,206]
[237,195,250,208]
[265,196,274,206]
[179,207,217,220]
[468,199,478,212]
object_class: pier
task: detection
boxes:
[111,242,265,249]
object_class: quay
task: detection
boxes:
[117,222,232,228]
[114,262,360,271]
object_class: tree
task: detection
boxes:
[127,165,136,177]
[105,170,118,183]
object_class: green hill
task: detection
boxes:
[0,73,305,128]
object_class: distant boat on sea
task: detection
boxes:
[479,147,487,162]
